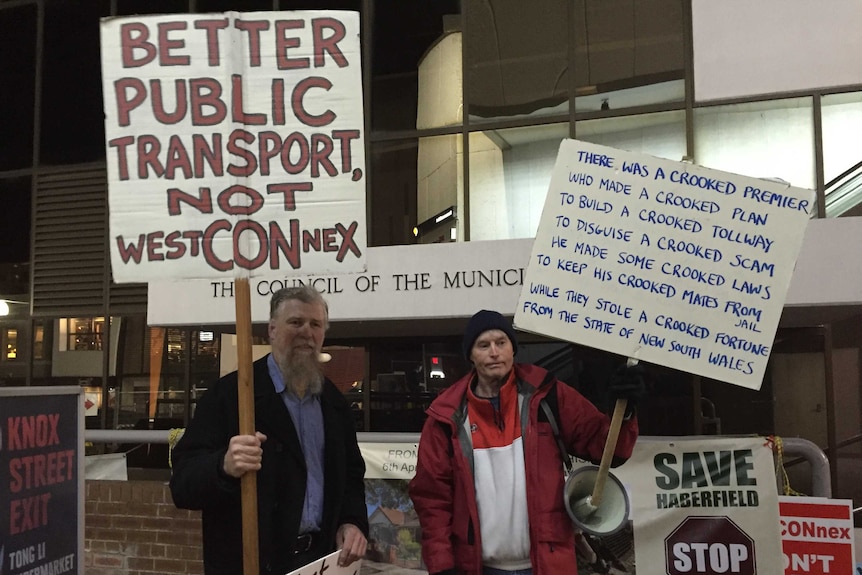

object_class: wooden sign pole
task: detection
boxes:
[590,357,638,508]
[589,397,627,507]
[235,277,259,575]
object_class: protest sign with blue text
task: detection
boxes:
[514,139,814,389]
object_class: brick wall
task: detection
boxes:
[85,480,203,575]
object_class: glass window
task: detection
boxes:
[371,0,461,132]
[40,0,110,165]
[821,91,862,217]
[822,92,862,182]
[279,0,361,7]
[468,124,567,240]
[694,98,816,192]
[321,345,365,430]
[4,328,18,361]
[575,80,685,115]
[421,344,467,393]
[113,376,150,428]
[464,0,568,123]
[0,4,37,170]
[192,330,220,374]
[33,323,44,360]
[119,315,148,374]
[416,134,461,243]
[460,0,685,123]
[576,110,686,161]
[369,138,419,246]
[116,0,190,15]
[196,0,273,11]
[0,177,31,263]
[574,0,685,113]
[365,338,465,432]
[417,27,463,130]
[67,317,106,351]
[165,328,186,366]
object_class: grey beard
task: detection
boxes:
[280,352,324,396]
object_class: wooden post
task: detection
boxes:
[591,356,638,508]
[589,397,627,508]
[235,278,259,575]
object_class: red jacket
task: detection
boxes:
[408,363,638,575]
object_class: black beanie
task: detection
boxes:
[462,310,519,360]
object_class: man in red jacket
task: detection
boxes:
[408,310,645,575]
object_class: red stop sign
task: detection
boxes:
[665,516,756,575]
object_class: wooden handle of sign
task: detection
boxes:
[235,278,259,575]
[590,397,628,508]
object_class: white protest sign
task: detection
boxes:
[284,550,360,575]
[100,11,367,283]
[625,436,783,575]
[515,139,815,389]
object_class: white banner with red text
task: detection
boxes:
[100,11,367,283]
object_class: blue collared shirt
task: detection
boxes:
[267,354,324,533]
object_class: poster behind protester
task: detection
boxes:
[0,387,84,575]
[778,497,856,575]
[514,139,815,389]
[361,443,419,480]
[100,11,367,283]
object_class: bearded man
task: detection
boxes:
[170,286,368,575]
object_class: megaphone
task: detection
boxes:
[564,464,630,536]
[563,396,632,536]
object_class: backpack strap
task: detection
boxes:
[540,398,574,477]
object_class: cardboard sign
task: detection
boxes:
[284,549,361,575]
[100,12,367,283]
[515,139,815,389]
[779,497,856,575]
[0,387,84,575]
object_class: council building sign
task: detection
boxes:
[514,139,815,389]
[100,11,367,283]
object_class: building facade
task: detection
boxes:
[1,0,861,505]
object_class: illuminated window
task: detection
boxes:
[66,317,105,351]
[32,324,44,359]
[4,328,18,360]
[166,328,185,364]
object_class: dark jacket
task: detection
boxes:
[170,356,368,575]
[408,363,638,575]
